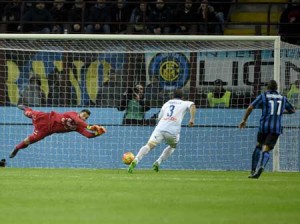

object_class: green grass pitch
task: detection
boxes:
[1,168,300,224]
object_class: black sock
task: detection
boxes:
[252,147,261,171]
[260,151,270,169]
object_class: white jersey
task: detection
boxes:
[155,99,194,134]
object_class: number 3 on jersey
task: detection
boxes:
[167,105,175,117]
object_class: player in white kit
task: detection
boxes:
[128,89,196,173]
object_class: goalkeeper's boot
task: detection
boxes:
[17,104,27,111]
[128,160,137,174]
[248,167,264,179]
[18,105,33,118]
[152,161,160,172]
[9,148,19,159]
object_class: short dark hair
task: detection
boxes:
[267,80,278,91]
[80,109,91,116]
[173,89,183,99]
[214,79,223,86]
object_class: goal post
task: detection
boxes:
[0,34,298,172]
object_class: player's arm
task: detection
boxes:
[283,99,296,114]
[72,113,106,138]
[240,94,262,129]
[64,112,105,138]
[239,105,254,129]
[283,109,296,114]
[77,124,106,138]
[157,104,167,121]
[188,104,196,127]
[87,125,107,136]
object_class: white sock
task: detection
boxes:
[157,146,175,165]
[135,145,151,164]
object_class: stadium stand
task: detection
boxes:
[224,0,288,35]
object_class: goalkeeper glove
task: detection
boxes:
[89,125,107,136]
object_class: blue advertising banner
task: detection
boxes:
[5,52,124,106]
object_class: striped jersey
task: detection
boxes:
[251,90,295,134]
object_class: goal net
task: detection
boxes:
[0,34,299,172]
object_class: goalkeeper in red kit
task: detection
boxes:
[9,105,107,158]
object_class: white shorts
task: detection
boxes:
[148,130,180,148]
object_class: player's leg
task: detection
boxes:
[17,104,33,118]
[152,145,176,172]
[248,132,264,176]
[10,110,50,158]
[128,130,162,173]
[251,145,262,174]
[251,132,264,174]
[17,104,28,111]
[9,136,30,158]
[250,133,279,179]
[153,132,178,172]
[128,143,156,173]
[9,132,48,158]
[134,144,154,163]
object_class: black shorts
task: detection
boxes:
[257,132,279,150]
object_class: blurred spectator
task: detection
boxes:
[21,1,53,33]
[127,1,150,34]
[50,0,69,33]
[174,0,198,34]
[210,0,232,34]
[47,68,77,106]
[287,79,300,108]
[196,0,221,34]
[148,0,174,34]
[96,71,123,107]
[279,0,300,45]
[110,0,131,34]
[210,0,232,29]
[23,1,34,12]
[126,0,140,13]
[64,0,76,10]
[68,0,87,33]
[145,75,164,107]
[47,68,63,106]
[207,79,232,108]
[86,0,111,34]
[1,0,21,33]
[0,1,6,18]
[19,75,46,107]
[117,84,155,126]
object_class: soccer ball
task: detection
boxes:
[122,152,135,165]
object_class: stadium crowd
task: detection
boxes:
[0,0,231,35]
[1,0,300,42]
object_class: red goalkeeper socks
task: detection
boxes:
[15,141,29,150]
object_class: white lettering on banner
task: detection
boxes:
[145,50,300,94]
[197,50,300,91]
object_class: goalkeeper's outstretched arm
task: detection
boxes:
[78,125,107,138]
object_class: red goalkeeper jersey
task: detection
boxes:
[32,111,96,138]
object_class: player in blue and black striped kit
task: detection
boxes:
[239,80,295,179]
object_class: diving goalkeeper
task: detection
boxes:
[9,105,107,158]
